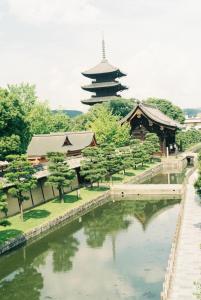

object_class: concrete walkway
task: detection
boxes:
[111,184,183,197]
[169,171,201,300]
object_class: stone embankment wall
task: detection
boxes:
[126,163,163,184]
[0,191,110,255]
[160,165,197,300]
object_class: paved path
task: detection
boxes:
[111,184,183,196]
[169,171,201,300]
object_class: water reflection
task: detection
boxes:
[143,172,185,184]
[0,198,180,300]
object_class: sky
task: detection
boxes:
[0,0,201,112]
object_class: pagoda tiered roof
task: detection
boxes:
[81,39,128,105]
[82,59,126,79]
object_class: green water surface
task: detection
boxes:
[0,198,180,300]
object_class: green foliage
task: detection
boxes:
[130,139,151,167]
[143,133,160,158]
[176,130,201,151]
[47,152,76,202]
[117,147,132,173]
[101,143,122,181]
[0,88,31,159]
[8,83,38,114]
[88,105,130,147]
[145,98,185,123]
[105,98,136,118]
[195,151,201,195]
[5,155,36,220]
[0,184,7,220]
[81,147,107,186]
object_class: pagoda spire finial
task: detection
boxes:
[102,34,106,61]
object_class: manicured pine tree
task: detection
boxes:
[144,133,160,160]
[0,184,8,222]
[81,147,107,187]
[5,155,36,221]
[117,147,132,175]
[101,143,120,183]
[130,139,143,169]
[47,152,76,203]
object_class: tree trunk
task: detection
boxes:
[19,201,23,221]
[58,188,64,203]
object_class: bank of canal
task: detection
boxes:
[0,198,180,300]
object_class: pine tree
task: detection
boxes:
[118,147,132,174]
[0,184,8,223]
[81,147,106,187]
[5,155,36,221]
[47,152,76,202]
[101,144,120,182]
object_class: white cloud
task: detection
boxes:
[6,0,100,25]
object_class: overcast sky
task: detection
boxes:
[0,0,201,112]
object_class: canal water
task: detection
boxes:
[142,172,185,184]
[0,198,180,300]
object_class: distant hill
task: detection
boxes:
[52,110,83,118]
[183,108,201,117]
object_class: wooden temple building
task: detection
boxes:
[81,39,128,105]
[27,131,97,165]
[121,101,181,155]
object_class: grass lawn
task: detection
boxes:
[107,161,160,184]
[0,186,108,246]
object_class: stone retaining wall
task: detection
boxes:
[160,166,197,300]
[126,163,163,184]
[0,191,110,255]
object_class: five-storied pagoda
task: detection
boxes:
[81,39,128,105]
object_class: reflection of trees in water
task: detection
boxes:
[0,265,43,300]
[82,198,180,248]
[83,202,131,248]
[50,234,80,272]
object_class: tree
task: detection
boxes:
[105,98,136,118]
[101,144,120,182]
[80,147,106,187]
[130,139,143,169]
[0,88,31,160]
[47,152,76,202]
[143,133,160,160]
[5,155,36,220]
[145,98,185,123]
[88,106,130,147]
[27,101,53,135]
[176,129,201,151]
[7,83,37,114]
[49,112,73,132]
[0,184,8,223]
[117,147,132,174]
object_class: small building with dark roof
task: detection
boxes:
[81,39,128,105]
[121,102,181,155]
[27,131,97,164]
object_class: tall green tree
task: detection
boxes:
[81,147,106,187]
[88,106,130,147]
[145,98,185,123]
[5,155,36,220]
[47,152,76,202]
[0,88,30,160]
[7,83,37,114]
